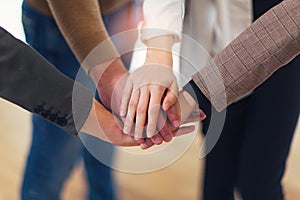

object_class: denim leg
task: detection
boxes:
[81,3,143,200]
[82,138,115,200]
[21,2,114,199]
[21,116,82,200]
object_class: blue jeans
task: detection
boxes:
[21,1,142,199]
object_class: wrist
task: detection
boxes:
[145,48,173,67]
[90,59,127,109]
[144,35,174,67]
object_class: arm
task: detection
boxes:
[0,27,138,146]
[46,0,119,71]
[47,0,127,109]
[120,0,185,139]
[0,27,88,135]
[188,0,300,112]
[141,0,300,149]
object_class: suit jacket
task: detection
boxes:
[0,27,93,135]
[189,0,300,111]
[180,0,252,82]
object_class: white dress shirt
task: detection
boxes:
[142,0,253,99]
[141,0,185,43]
[142,0,252,51]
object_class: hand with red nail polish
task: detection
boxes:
[140,90,207,149]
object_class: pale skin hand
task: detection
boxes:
[120,35,181,139]
[89,58,171,144]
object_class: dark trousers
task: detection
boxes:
[202,1,300,199]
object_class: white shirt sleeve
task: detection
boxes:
[141,0,185,44]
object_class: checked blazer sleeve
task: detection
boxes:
[191,0,300,111]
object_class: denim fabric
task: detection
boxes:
[21,1,142,199]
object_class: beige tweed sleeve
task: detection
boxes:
[192,0,300,111]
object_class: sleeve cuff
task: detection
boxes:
[183,80,212,115]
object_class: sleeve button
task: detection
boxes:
[57,117,67,126]
[42,109,51,118]
[49,114,58,123]
[33,105,43,115]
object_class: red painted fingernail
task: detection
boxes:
[172,120,180,127]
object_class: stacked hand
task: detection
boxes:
[81,58,206,149]
[120,64,178,138]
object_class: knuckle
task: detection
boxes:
[159,128,168,136]
[137,107,147,115]
[152,84,164,91]
[148,109,156,118]
[148,105,160,116]
[124,118,133,128]
[129,100,137,108]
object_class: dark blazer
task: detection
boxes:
[0,27,93,135]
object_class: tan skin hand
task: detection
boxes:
[80,99,139,146]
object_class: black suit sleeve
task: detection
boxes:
[0,27,93,135]
[183,80,212,118]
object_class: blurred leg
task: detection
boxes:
[236,57,300,200]
[21,116,82,200]
[82,140,115,200]
[21,2,114,199]
[81,3,144,199]
[201,97,251,200]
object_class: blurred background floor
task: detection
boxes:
[0,98,299,200]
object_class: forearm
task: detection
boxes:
[144,35,174,67]
[47,0,119,73]
[0,27,93,135]
[142,0,184,67]
[190,0,300,111]
[47,0,126,109]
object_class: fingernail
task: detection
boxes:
[201,113,207,120]
[163,103,169,111]
[147,130,154,138]
[164,134,172,142]
[120,110,125,117]
[123,127,130,134]
[134,137,142,141]
[140,143,148,149]
[172,120,180,127]
[153,136,162,144]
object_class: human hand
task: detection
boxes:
[80,99,139,146]
[140,90,206,149]
[120,64,179,139]
[88,57,182,146]
[89,58,128,110]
